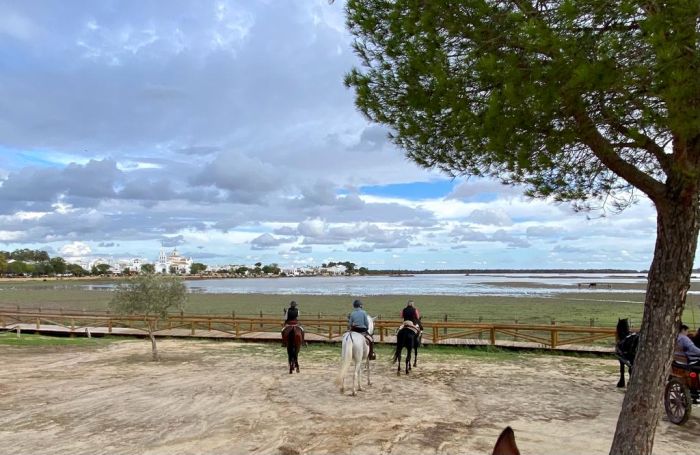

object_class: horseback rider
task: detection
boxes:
[401,299,423,331]
[282,301,304,347]
[348,299,376,360]
[676,324,700,363]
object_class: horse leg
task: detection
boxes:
[413,340,418,367]
[396,345,402,376]
[353,360,361,395]
[366,351,371,386]
[617,360,625,388]
[405,345,411,374]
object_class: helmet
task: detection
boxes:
[353,299,363,308]
[290,301,297,308]
[407,300,415,307]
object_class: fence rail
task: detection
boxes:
[0,307,618,350]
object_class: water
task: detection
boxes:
[182,273,654,297]
[9,272,695,297]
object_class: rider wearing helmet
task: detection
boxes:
[348,299,375,360]
[282,300,303,347]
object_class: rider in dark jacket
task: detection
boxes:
[282,301,303,346]
[285,300,299,324]
[401,300,423,330]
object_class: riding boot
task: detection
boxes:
[368,339,376,360]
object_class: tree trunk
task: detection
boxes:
[609,192,699,455]
[149,321,159,361]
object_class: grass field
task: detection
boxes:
[1,278,699,329]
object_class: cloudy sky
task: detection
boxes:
[0,0,664,270]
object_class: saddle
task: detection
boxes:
[397,320,421,336]
[281,323,302,347]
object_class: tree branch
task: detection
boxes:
[570,102,666,202]
[600,107,672,175]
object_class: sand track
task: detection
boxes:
[0,339,698,454]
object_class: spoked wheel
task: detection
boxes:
[664,378,692,425]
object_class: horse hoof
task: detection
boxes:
[617,383,625,388]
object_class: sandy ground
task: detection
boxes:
[0,340,698,455]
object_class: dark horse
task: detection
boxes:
[282,325,303,374]
[393,324,420,375]
[615,318,639,388]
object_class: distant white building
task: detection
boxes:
[326,265,347,275]
[117,257,148,274]
[155,248,192,274]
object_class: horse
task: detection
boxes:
[335,316,374,396]
[393,322,420,375]
[615,318,639,388]
[282,325,304,374]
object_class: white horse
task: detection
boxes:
[335,316,374,396]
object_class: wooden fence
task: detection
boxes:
[0,307,618,350]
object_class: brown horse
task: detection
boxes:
[282,325,303,374]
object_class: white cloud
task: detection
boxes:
[60,241,92,258]
[467,209,513,226]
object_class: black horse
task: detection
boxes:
[282,325,303,374]
[615,318,639,388]
[393,325,419,375]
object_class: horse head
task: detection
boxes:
[616,318,630,341]
[367,315,375,335]
[492,427,520,455]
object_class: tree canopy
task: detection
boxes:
[345,0,699,210]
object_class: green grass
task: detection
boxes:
[2,279,700,329]
[0,331,123,346]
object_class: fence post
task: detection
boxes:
[490,327,496,345]
[16,326,20,338]
[478,316,483,340]
[191,322,195,335]
[550,319,558,348]
[259,310,263,329]
[514,319,518,341]
[443,314,448,335]
[70,318,75,338]
[208,318,212,332]
[108,319,112,334]
[36,318,40,330]
[432,326,438,344]
[235,321,240,337]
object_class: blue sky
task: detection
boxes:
[0,0,663,270]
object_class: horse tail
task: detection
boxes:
[335,333,353,388]
[287,331,297,357]
[393,329,402,363]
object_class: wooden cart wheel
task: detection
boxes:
[664,377,692,425]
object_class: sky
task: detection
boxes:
[0,0,664,271]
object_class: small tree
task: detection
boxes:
[92,263,111,275]
[140,263,155,274]
[190,262,207,274]
[109,274,187,361]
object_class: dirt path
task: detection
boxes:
[0,340,697,454]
